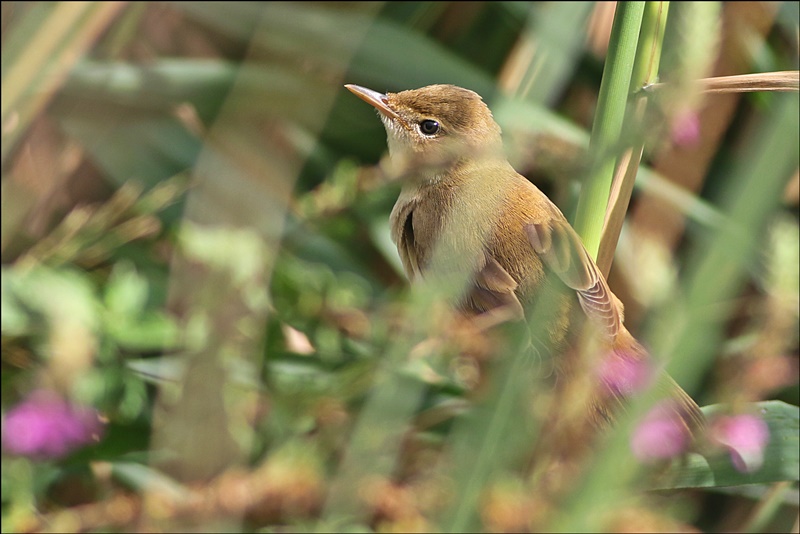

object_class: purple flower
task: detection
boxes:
[2,391,104,459]
[631,401,691,463]
[711,414,770,473]
[597,352,653,398]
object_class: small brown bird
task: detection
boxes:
[345,83,703,432]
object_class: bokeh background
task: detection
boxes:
[2,2,798,532]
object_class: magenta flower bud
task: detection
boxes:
[631,401,691,463]
[2,390,104,460]
[711,414,770,473]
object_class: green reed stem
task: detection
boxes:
[573,1,645,258]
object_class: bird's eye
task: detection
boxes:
[419,119,440,136]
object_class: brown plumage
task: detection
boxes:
[346,83,703,431]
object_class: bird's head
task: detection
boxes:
[346,84,504,180]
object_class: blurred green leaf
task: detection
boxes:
[105,262,148,317]
[1,267,31,336]
[3,266,99,333]
[507,2,594,105]
[106,312,180,353]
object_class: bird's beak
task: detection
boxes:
[345,84,402,121]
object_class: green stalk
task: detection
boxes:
[597,1,670,275]
[573,1,645,259]
[630,2,669,91]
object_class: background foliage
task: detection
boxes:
[2,2,798,532]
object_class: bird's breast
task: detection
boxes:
[390,171,548,294]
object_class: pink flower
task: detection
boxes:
[711,414,770,473]
[597,353,653,398]
[671,109,701,147]
[631,401,691,462]
[2,390,104,460]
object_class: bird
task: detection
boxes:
[345,83,704,435]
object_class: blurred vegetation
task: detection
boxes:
[1,2,798,532]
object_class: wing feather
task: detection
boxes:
[525,219,620,340]
[468,254,524,319]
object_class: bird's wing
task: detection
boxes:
[469,254,525,320]
[390,195,423,280]
[398,210,422,279]
[524,218,621,340]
